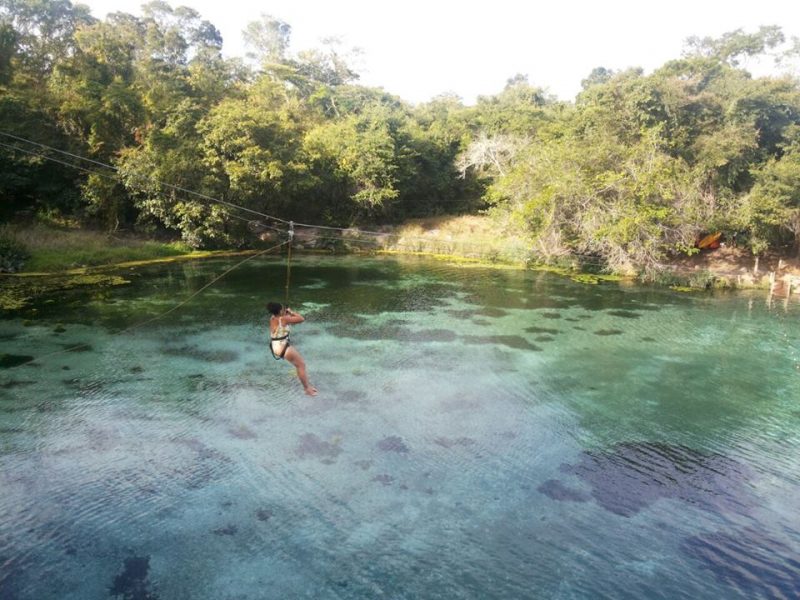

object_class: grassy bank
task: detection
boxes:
[385,215,530,263]
[3,224,192,272]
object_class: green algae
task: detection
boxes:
[530,264,626,285]
[377,250,629,284]
[0,272,130,311]
[0,353,34,368]
[378,249,524,270]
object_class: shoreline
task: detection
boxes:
[3,217,799,311]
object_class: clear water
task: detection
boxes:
[1,255,799,599]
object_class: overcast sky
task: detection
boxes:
[79,0,800,104]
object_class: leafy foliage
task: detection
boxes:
[1,4,799,272]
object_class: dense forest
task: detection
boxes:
[2,0,800,273]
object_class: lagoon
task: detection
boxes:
[1,255,799,599]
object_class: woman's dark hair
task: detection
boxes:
[267,302,283,316]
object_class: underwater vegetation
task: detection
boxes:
[109,555,158,600]
[525,327,560,335]
[537,479,591,503]
[212,524,238,536]
[0,378,34,388]
[295,433,343,462]
[682,527,800,598]
[161,345,239,363]
[255,508,273,522]
[606,310,642,319]
[0,354,34,369]
[433,436,477,449]
[227,425,257,440]
[461,335,542,351]
[412,328,459,342]
[377,436,410,453]
[546,441,754,518]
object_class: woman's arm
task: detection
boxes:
[283,308,305,324]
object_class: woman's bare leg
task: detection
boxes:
[285,347,317,395]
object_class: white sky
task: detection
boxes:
[80,0,800,104]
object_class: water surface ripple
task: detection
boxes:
[1,255,799,599]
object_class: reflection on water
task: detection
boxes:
[1,255,799,599]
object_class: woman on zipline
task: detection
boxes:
[268,302,317,396]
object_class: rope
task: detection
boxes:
[284,222,294,308]
[10,240,290,369]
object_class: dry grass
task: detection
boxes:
[387,215,530,262]
[3,224,190,272]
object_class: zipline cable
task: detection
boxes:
[0,140,255,227]
[0,130,289,224]
[1,132,616,267]
[2,134,534,256]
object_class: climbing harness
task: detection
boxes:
[269,316,291,360]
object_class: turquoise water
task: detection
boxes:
[1,255,799,599]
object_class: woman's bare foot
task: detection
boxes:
[305,386,318,396]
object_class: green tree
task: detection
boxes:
[741,132,800,254]
[304,101,402,220]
